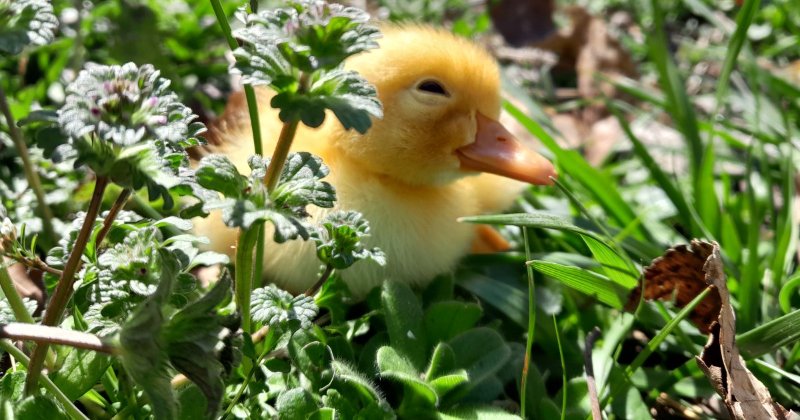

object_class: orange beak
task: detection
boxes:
[456,112,556,185]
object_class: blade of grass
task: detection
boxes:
[504,101,650,241]
[712,0,761,115]
[778,272,800,314]
[529,261,627,309]
[608,102,698,237]
[553,315,567,420]
[738,308,800,358]
[520,227,536,419]
[600,286,713,409]
[646,0,704,177]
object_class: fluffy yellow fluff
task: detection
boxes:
[194,25,545,296]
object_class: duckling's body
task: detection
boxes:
[195,26,555,296]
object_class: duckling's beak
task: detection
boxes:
[457,112,556,185]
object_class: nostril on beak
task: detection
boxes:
[497,137,507,142]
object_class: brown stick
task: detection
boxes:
[584,327,602,420]
[1,322,118,355]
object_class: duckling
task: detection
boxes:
[194,25,556,296]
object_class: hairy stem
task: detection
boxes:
[25,176,109,395]
[0,85,55,243]
[235,226,261,333]
[0,264,35,323]
[0,339,90,420]
[95,188,131,247]
[6,255,63,276]
[1,322,118,354]
[305,264,334,297]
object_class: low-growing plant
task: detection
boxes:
[2,0,800,419]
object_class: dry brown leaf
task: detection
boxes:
[625,241,721,333]
[629,240,796,420]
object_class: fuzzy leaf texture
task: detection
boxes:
[231,0,382,133]
[251,284,318,329]
[0,0,57,55]
[311,210,386,270]
[118,249,180,420]
[162,275,240,417]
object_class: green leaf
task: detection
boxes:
[14,395,69,420]
[271,152,336,209]
[581,235,638,289]
[0,0,57,55]
[376,346,438,407]
[162,275,236,417]
[423,301,483,343]
[460,212,600,239]
[118,250,179,420]
[429,371,470,398]
[276,388,318,420]
[424,342,457,380]
[438,405,521,419]
[311,210,385,270]
[381,281,428,371]
[503,101,648,241]
[457,271,528,328]
[196,154,247,199]
[49,350,110,401]
[0,371,25,401]
[448,328,511,391]
[738,308,800,358]
[177,385,208,420]
[530,261,627,309]
[251,284,318,329]
[308,70,382,133]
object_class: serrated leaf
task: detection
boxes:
[0,0,57,55]
[311,210,385,270]
[272,152,336,209]
[196,154,247,199]
[251,284,318,328]
[310,70,382,134]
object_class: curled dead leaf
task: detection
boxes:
[626,240,720,333]
[629,240,796,420]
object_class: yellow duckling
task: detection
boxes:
[194,25,555,296]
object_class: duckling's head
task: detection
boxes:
[332,25,556,187]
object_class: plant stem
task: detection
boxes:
[0,339,90,420]
[25,176,109,395]
[264,72,308,192]
[235,226,261,333]
[0,322,118,354]
[305,264,334,297]
[95,188,131,247]
[519,227,536,418]
[264,119,300,192]
[0,85,55,243]
[7,255,63,276]
[0,264,35,323]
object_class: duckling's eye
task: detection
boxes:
[417,80,449,96]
